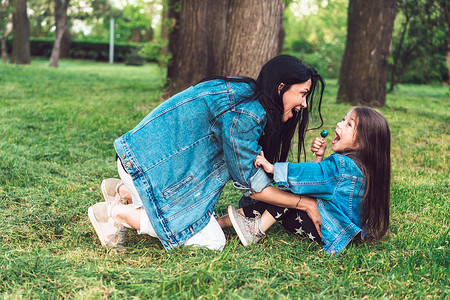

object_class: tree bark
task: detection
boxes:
[10,0,30,64]
[49,0,70,67]
[1,36,7,62]
[337,0,397,107]
[166,0,285,95]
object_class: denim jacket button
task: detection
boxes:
[126,161,132,169]
[122,154,126,159]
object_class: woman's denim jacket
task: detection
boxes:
[114,80,271,250]
[273,153,366,255]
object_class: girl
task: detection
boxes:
[219,107,391,255]
[88,55,325,250]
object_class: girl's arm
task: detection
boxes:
[250,186,322,237]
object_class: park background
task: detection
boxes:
[1,0,449,298]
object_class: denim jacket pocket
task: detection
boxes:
[162,175,194,198]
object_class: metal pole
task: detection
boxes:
[109,16,114,64]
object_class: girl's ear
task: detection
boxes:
[278,83,284,95]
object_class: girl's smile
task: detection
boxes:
[332,109,359,152]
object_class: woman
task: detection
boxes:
[88,55,325,250]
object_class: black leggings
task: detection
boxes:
[242,201,323,245]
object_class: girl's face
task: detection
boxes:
[332,110,359,152]
[279,79,312,123]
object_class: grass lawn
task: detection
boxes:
[0,59,448,299]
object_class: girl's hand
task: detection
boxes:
[254,151,274,174]
[311,137,326,157]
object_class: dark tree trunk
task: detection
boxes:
[223,0,285,77]
[337,0,397,107]
[166,0,228,95]
[166,0,284,95]
[49,0,70,67]
[10,0,30,64]
[1,36,7,63]
[59,28,72,59]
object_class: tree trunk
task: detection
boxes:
[59,28,72,59]
[1,36,7,62]
[166,0,228,95]
[223,0,284,77]
[49,0,70,67]
[337,0,397,107]
[10,0,30,64]
[166,0,285,95]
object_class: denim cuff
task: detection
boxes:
[233,167,271,197]
[273,162,289,188]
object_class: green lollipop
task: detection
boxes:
[321,130,328,138]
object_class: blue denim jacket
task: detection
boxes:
[273,153,366,255]
[114,80,271,250]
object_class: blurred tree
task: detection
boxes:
[166,0,285,95]
[49,0,70,67]
[338,0,396,107]
[388,0,448,90]
[10,0,31,64]
[0,0,12,62]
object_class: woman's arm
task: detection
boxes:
[250,186,322,237]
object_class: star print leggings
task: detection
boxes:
[242,201,323,245]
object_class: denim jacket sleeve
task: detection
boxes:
[211,109,271,197]
[273,155,343,200]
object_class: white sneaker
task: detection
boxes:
[88,202,126,248]
[228,205,265,246]
[101,178,127,204]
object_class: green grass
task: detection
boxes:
[0,59,448,299]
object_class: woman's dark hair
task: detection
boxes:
[255,55,324,163]
[347,107,391,240]
[199,55,325,163]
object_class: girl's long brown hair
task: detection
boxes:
[348,107,391,240]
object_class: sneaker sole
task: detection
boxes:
[101,178,120,203]
[228,206,250,246]
[88,206,108,247]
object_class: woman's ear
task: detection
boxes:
[278,83,284,95]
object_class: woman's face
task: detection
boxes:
[279,79,312,123]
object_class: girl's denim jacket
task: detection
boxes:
[273,153,366,255]
[114,80,271,250]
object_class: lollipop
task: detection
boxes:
[320,130,328,138]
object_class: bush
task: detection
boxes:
[7,37,144,62]
[124,48,145,66]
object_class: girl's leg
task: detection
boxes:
[243,201,322,244]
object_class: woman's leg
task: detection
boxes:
[116,158,225,250]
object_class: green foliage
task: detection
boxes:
[0,60,448,298]
[388,0,448,88]
[124,47,145,66]
[283,0,348,79]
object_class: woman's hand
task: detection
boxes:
[254,151,274,174]
[299,196,322,238]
